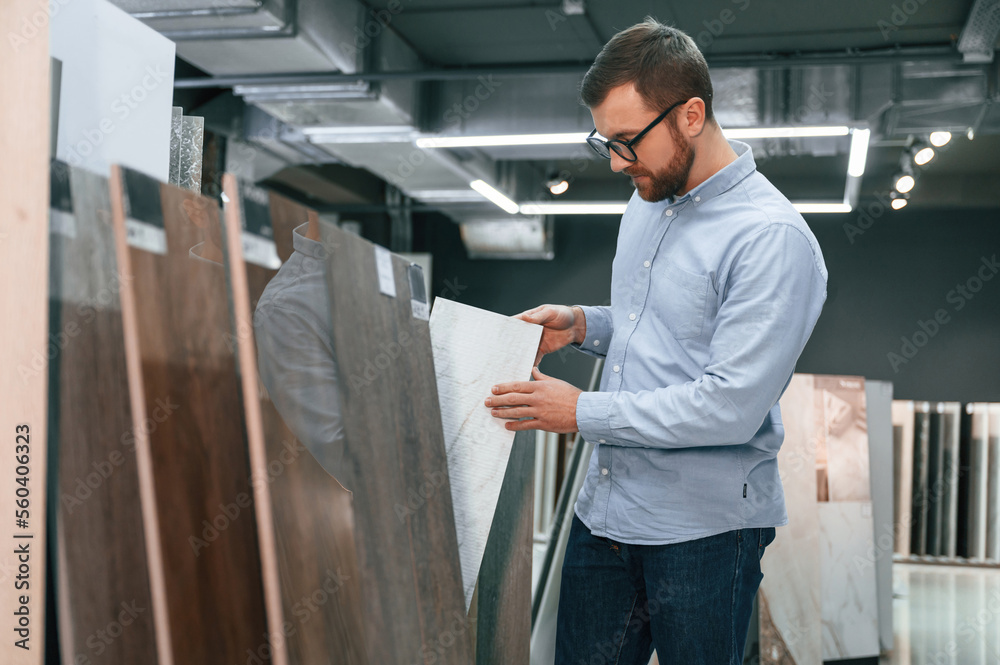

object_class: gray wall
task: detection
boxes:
[415,206,1000,402]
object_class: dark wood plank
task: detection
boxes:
[110,167,269,664]
[475,429,534,664]
[320,223,473,665]
[50,164,161,665]
[229,184,368,664]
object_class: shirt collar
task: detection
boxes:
[291,221,327,259]
[672,139,756,206]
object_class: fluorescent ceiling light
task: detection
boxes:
[793,202,852,214]
[847,128,870,178]
[418,133,589,148]
[517,202,628,215]
[469,179,519,214]
[723,126,850,139]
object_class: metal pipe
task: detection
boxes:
[129,3,263,19]
[174,45,962,89]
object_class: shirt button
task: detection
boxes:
[643,260,650,268]
[593,339,600,346]
[612,365,620,372]
[695,196,701,202]
[665,209,673,216]
[629,313,636,321]
[601,468,609,476]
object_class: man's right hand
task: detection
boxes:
[514,304,586,366]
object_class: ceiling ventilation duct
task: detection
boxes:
[108,0,360,75]
[958,0,1000,63]
[459,217,553,260]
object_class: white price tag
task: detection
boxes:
[125,218,167,255]
[375,245,396,297]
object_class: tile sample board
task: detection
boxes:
[474,430,535,665]
[927,407,945,555]
[892,401,915,556]
[225,182,368,665]
[429,297,542,610]
[0,5,49,664]
[911,403,932,555]
[987,405,1000,561]
[110,167,270,664]
[864,380,894,653]
[759,374,821,665]
[939,402,962,558]
[967,404,990,561]
[50,165,167,665]
[818,502,880,659]
[814,376,879,661]
[320,224,472,665]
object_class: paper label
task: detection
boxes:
[375,245,396,297]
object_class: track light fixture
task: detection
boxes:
[890,191,908,210]
[929,131,951,147]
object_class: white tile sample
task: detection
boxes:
[429,298,542,611]
[967,404,990,561]
[865,380,894,653]
[819,501,880,660]
[892,400,915,556]
[760,374,821,665]
[816,375,870,502]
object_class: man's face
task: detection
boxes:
[590,83,695,202]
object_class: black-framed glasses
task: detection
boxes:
[586,99,689,162]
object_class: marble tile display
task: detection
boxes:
[759,374,822,665]
[892,401,916,556]
[814,376,870,502]
[178,115,204,194]
[911,403,932,555]
[865,380,894,653]
[429,298,542,611]
[927,408,946,556]
[939,402,962,558]
[987,405,1000,561]
[819,502,880,660]
[967,404,990,561]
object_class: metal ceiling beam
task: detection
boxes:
[174,44,962,88]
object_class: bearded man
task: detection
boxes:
[485,18,828,664]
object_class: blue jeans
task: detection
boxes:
[555,514,775,665]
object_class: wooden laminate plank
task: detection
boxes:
[110,166,269,664]
[320,223,472,665]
[475,430,534,665]
[0,3,49,663]
[225,179,367,665]
[50,164,162,665]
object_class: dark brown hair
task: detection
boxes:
[581,18,714,122]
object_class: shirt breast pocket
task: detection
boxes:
[654,262,710,340]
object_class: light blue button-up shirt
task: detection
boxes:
[571,139,827,545]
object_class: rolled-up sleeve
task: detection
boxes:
[576,223,826,449]
[570,304,613,359]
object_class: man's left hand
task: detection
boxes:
[485,366,582,433]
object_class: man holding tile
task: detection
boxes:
[487,18,827,665]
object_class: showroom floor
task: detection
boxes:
[889,563,1000,665]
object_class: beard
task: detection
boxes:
[625,124,695,203]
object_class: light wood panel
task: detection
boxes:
[0,3,49,663]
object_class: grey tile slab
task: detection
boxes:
[866,380,895,653]
[893,401,916,556]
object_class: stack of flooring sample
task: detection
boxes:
[110,166,270,664]
[894,400,980,560]
[49,162,167,664]
[319,222,473,665]
[759,374,882,664]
